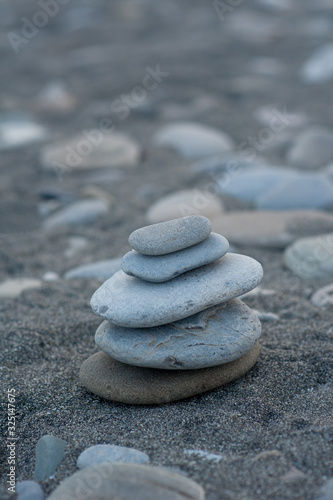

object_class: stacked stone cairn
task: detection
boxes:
[80,216,264,404]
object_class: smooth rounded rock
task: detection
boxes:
[0,278,42,300]
[33,435,67,481]
[42,199,109,230]
[300,43,333,84]
[146,189,224,223]
[65,258,122,279]
[128,216,211,256]
[211,210,333,248]
[95,299,261,370]
[152,122,234,159]
[121,233,229,283]
[286,127,333,169]
[311,283,333,307]
[283,233,333,279]
[79,342,260,405]
[40,132,141,170]
[48,463,205,500]
[217,165,299,203]
[256,174,333,210]
[77,444,150,469]
[17,481,44,500]
[91,253,263,328]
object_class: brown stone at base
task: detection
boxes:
[79,342,260,405]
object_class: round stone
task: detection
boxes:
[121,233,229,283]
[79,342,260,405]
[128,215,211,256]
[146,189,224,224]
[91,253,263,328]
[152,122,234,159]
[77,444,150,469]
[95,299,261,370]
[48,463,205,500]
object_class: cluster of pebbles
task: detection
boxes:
[80,216,264,404]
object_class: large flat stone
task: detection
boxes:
[79,342,260,405]
[91,253,263,327]
[211,210,333,248]
[121,233,229,283]
[48,463,205,500]
[129,216,211,255]
[95,299,261,369]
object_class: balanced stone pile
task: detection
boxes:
[80,216,264,404]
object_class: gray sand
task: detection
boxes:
[1,1,333,499]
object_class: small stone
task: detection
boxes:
[287,127,333,169]
[91,253,263,328]
[0,278,42,300]
[211,210,333,248]
[48,463,205,500]
[283,233,333,279]
[300,43,333,83]
[77,444,150,469]
[152,122,234,158]
[95,299,261,369]
[65,258,122,279]
[311,283,333,306]
[40,131,141,171]
[16,481,44,500]
[42,272,59,281]
[256,174,333,210]
[121,233,229,282]
[33,81,77,113]
[42,199,109,230]
[252,310,279,322]
[79,342,260,405]
[33,435,67,481]
[146,189,224,224]
[0,113,47,150]
[185,450,223,463]
[281,467,306,483]
[316,478,333,500]
[129,216,211,256]
[64,236,88,259]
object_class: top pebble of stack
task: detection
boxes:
[128,215,211,255]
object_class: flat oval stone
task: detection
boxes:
[79,343,260,405]
[121,233,229,283]
[91,253,263,327]
[128,215,211,256]
[95,299,261,369]
[48,463,205,500]
[77,444,149,469]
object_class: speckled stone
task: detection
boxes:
[95,299,261,370]
[91,253,263,328]
[77,444,150,469]
[128,216,211,256]
[121,233,229,283]
[79,342,260,405]
[48,463,205,500]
